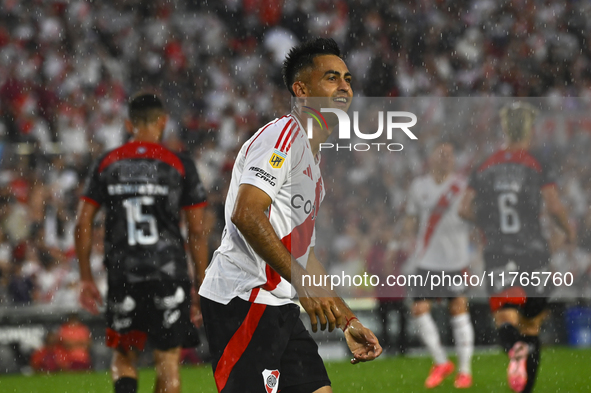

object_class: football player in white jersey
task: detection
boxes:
[199,38,381,393]
[404,142,474,389]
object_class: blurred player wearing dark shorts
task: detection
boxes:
[404,142,474,389]
[105,280,200,351]
[75,93,208,393]
[485,251,554,319]
[201,297,330,393]
[460,102,575,393]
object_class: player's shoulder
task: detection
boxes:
[525,148,550,169]
[92,144,125,173]
[475,148,548,174]
[171,149,195,167]
[246,115,301,152]
[97,141,189,176]
[472,149,504,173]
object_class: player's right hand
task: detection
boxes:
[345,319,382,364]
[79,280,103,315]
[297,286,344,333]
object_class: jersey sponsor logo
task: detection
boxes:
[249,166,277,186]
[494,179,522,193]
[283,177,324,259]
[108,183,169,196]
[269,150,286,169]
[291,194,317,217]
[262,369,280,393]
[119,161,159,182]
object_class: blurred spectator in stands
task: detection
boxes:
[30,330,69,373]
[30,224,69,305]
[578,206,591,254]
[0,227,11,301]
[7,242,36,305]
[2,157,33,243]
[57,314,92,371]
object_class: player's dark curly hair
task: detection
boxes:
[128,92,165,125]
[282,38,341,97]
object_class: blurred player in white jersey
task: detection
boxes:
[199,38,381,393]
[404,142,474,389]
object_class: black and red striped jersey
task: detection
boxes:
[467,148,556,263]
[81,141,207,283]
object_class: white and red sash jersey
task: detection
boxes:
[199,115,325,306]
[405,174,469,271]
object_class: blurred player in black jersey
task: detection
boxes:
[459,102,575,393]
[75,93,208,393]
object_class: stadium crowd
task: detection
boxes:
[1,0,591,310]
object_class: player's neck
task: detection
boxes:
[309,129,330,156]
[431,171,451,184]
[130,127,162,144]
[292,112,330,156]
[504,141,529,151]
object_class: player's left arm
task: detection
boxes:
[458,187,477,222]
[179,155,209,326]
[307,248,382,363]
[74,200,103,315]
[185,206,209,288]
[542,185,576,245]
[185,206,209,327]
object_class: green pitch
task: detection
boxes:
[0,347,589,392]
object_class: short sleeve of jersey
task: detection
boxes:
[405,180,419,216]
[240,130,291,201]
[179,154,208,208]
[467,167,480,194]
[81,158,104,206]
[539,153,558,187]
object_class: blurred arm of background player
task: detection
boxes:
[75,201,103,315]
[184,207,209,327]
[542,186,577,246]
[232,184,382,363]
[458,189,477,223]
[399,215,418,274]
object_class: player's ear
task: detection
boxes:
[124,119,134,135]
[293,81,307,97]
[157,114,168,131]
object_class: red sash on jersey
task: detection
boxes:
[252,178,323,299]
[420,180,463,253]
